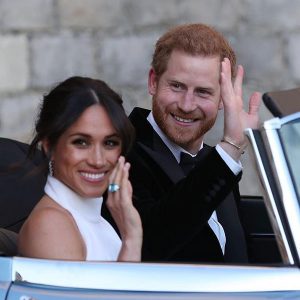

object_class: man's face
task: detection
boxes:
[149,50,222,153]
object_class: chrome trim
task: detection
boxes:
[11,257,300,292]
[0,257,12,281]
[263,123,300,262]
[280,112,300,125]
[245,129,294,264]
[263,112,300,130]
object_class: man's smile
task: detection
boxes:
[171,113,198,124]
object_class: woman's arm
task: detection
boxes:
[106,156,143,262]
[18,200,86,260]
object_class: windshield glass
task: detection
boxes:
[279,118,300,199]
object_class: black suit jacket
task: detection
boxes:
[122,107,248,263]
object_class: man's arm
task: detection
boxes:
[219,58,261,161]
[129,146,240,260]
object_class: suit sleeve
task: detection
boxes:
[128,146,241,260]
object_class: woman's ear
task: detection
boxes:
[148,68,158,96]
[41,139,51,158]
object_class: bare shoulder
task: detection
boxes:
[18,196,86,260]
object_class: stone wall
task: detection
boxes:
[1,0,300,195]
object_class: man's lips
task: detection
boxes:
[171,113,198,124]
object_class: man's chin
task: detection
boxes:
[169,134,198,149]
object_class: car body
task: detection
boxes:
[1,109,300,299]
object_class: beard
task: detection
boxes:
[152,99,217,151]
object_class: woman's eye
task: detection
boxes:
[105,139,120,148]
[72,139,88,147]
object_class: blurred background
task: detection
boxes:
[1,0,299,195]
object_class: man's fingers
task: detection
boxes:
[248,92,261,115]
[220,59,235,103]
[233,65,244,98]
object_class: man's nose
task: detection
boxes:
[177,91,197,112]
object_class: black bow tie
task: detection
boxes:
[179,151,201,175]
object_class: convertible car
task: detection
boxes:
[0,88,300,299]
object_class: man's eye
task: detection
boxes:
[170,82,183,91]
[195,89,211,97]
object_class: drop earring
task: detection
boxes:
[49,160,54,176]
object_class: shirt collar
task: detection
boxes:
[147,111,203,163]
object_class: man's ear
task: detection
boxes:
[148,68,158,95]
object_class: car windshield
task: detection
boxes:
[279,117,300,200]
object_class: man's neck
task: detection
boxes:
[147,111,203,162]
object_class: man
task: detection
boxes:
[124,23,261,263]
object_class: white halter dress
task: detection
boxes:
[44,176,121,261]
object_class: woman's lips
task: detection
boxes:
[79,171,105,182]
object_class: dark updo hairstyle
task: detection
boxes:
[29,76,135,162]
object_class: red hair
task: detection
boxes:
[151,23,236,79]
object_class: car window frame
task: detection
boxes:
[246,112,300,266]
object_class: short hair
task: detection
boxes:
[151,23,236,79]
[29,77,135,161]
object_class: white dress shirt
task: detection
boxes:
[147,112,242,254]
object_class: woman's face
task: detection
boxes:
[49,104,122,198]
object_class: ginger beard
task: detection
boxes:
[152,97,218,152]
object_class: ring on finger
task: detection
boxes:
[108,183,120,193]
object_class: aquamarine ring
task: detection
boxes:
[108,183,120,193]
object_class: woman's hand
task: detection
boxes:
[106,156,142,261]
[220,58,261,160]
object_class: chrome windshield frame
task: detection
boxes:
[245,112,300,265]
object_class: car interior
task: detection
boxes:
[0,142,283,265]
[1,86,299,265]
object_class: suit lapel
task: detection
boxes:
[130,108,185,183]
[129,108,216,184]
[138,140,184,184]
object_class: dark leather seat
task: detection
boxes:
[0,138,46,232]
[0,228,18,256]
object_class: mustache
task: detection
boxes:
[170,111,201,120]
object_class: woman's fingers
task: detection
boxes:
[108,158,119,185]
[106,156,142,261]
[109,156,124,185]
[107,156,132,209]
[120,162,132,204]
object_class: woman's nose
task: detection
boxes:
[88,146,104,167]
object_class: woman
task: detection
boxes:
[18,76,142,261]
